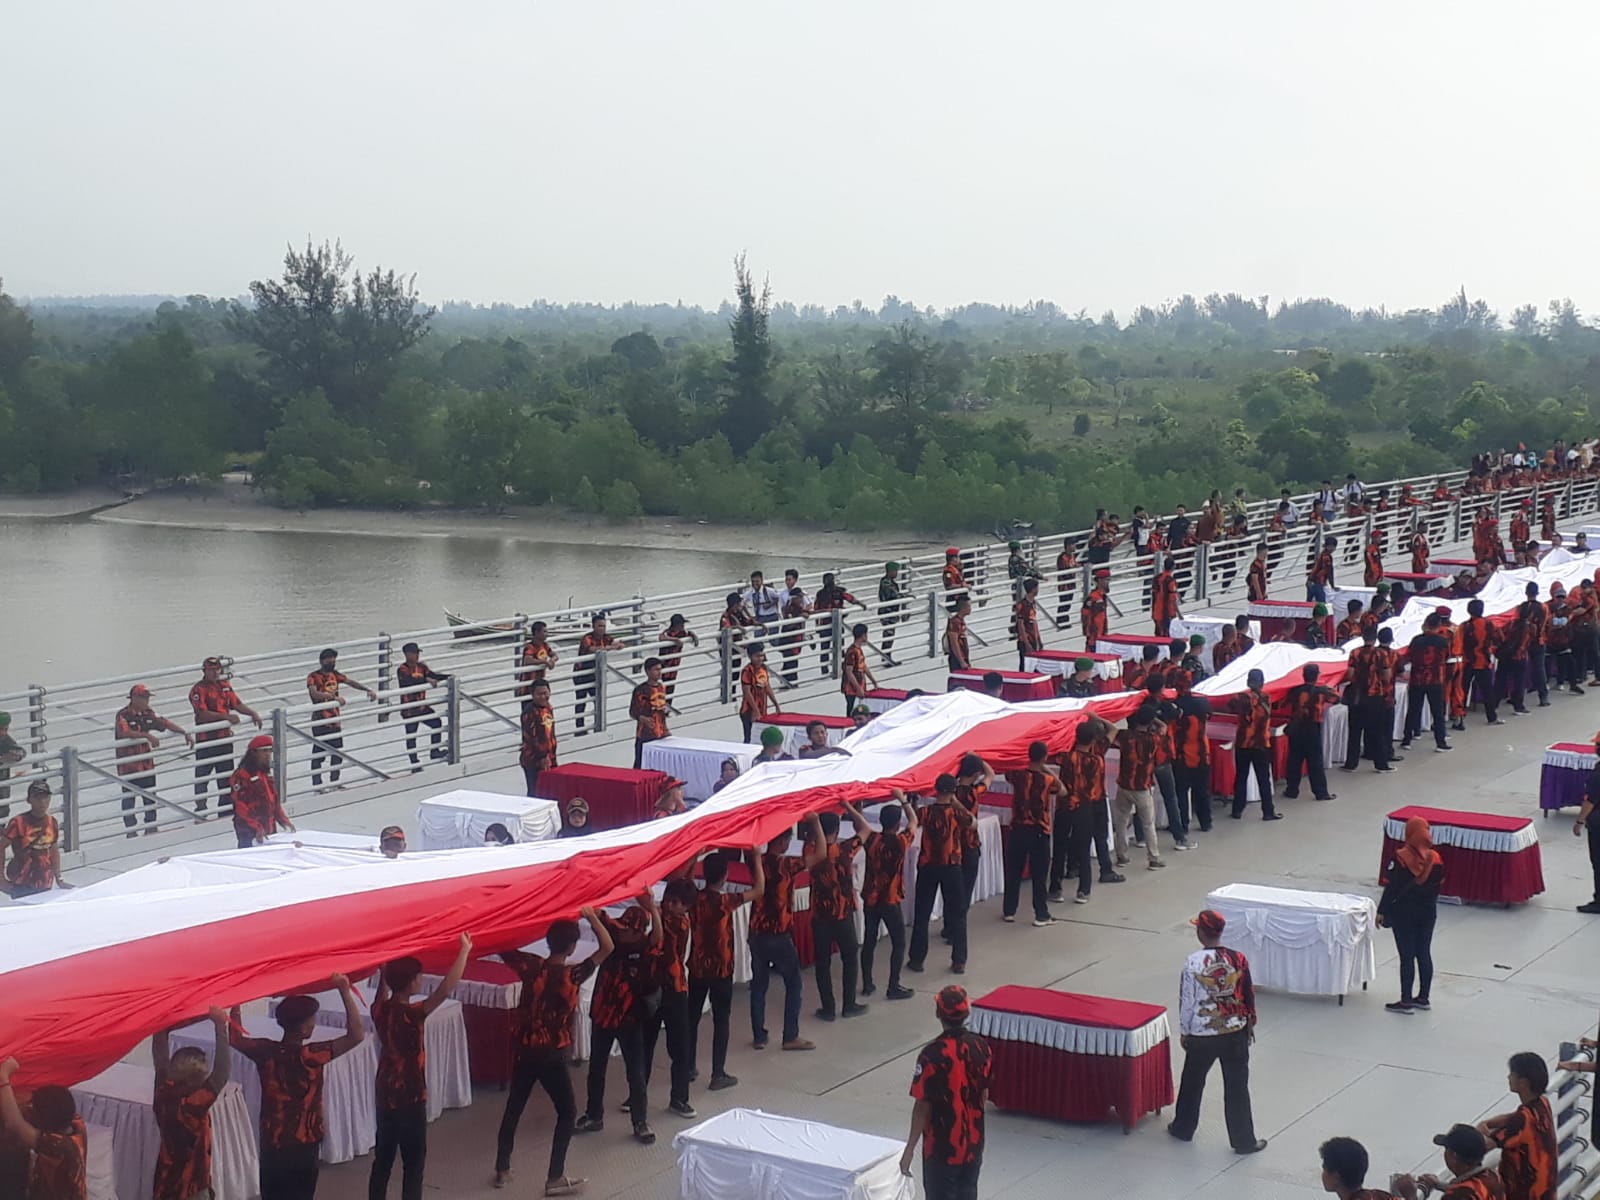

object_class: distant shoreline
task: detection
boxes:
[0,481,944,563]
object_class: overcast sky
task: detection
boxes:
[6,1,1595,317]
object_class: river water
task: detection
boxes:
[2,519,843,686]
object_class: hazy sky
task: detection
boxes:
[7,1,1596,316]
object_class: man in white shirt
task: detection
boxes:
[1341,474,1365,511]
[1316,480,1339,518]
[744,570,783,629]
[1167,909,1266,1155]
[1279,489,1301,527]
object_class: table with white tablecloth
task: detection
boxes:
[1328,586,1377,619]
[857,803,1004,920]
[761,712,854,757]
[675,1108,913,1200]
[264,986,471,1121]
[641,737,760,802]
[86,1123,117,1200]
[170,1016,379,1164]
[1205,882,1377,1000]
[1171,617,1262,653]
[73,1061,258,1200]
[265,828,383,852]
[1023,649,1124,682]
[415,789,560,848]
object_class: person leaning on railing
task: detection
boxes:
[115,683,193,837]
[0,711,23,818]
[189,655,262,820]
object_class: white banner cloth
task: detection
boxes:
[642,737,760,802]
[416,790,559,849]
[966,1004,1169,1057]
[265,988,471,1121]
[1205,883,1377,997]
[1381,816,1535,853]
[169,1016,379,1164]
[73,1062,257,1200]
[675,1108,914,1200]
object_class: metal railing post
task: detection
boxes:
[927,591,940,659]
[830,610,843,679]
[271,707,288,806]
[1194,545,1208,604]
[719,631,733,705]
[27,685,46,753]
[446,676,462,765]
[376,633,393,724]
[593,650,608,734]
[59,745,78,853]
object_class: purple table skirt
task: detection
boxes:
[1540,762,1587,812]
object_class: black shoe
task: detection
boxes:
[887,985,915,1000]
[1230,811,1243,820]
[574,1116,603,1134]
[859,982,876,997]
[940,928,950,940]
[1390,755,1405,763]
[669,1100,696,1118]
[1099,871,1126,883]
[1339,765,1359,772]
[1577,902,1600,914]
[815,1007,837,1022]
[1399,740,1412,750]
[1263,812,1284,821]
[1314,794,1337,802]
[1375,765,1396,773]
[842,1003,869,1017]
[906,961,925,973]
[1234,1139,1268,1155]
[1385,1001,1414,1014]
[1409,998,1431,1010]
[1486,718,1504,726]
[633,1124,656,1145]
[708,1073,738,1090]
[1166,1123,1193,1142]
[1539,700,1552,707]
[687,1068,699,1082]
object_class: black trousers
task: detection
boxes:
[1468,665,1499,721]
[861,902,906,991]
[1283,726,1328,799]
[1530,650,1550,703]
[310,731,344,785]
[1003,826,1051,920]
[1171,1029,1258,1151]
[1232,748,1274,818]
[585,1022,648,1125]
[633,734,666,771]
[1173,764,1212,831]
[910,863,968,968]
[641,990,692,1106]
[1496,658,1527,712]
[261,1142,321,1200]
[687,976,733,1078]
[403,716,443,765]
[923,1156,982,1200]
[740,711,755,743]
[812,911,861,1013]
[1048,814,1074,895]
[496,1048,576,1180]
[1403,683,1448,748]
[1364,701,1394,768]
[522,764,542,797]
[1070,804,1114,896]
[1589,824,1600,904]
[573,682,595,732]
[961,846,982,904]
[1391,905,1437,1003]
[194,741,233,808]
[369,1101,426,1200]
[121,772,157,832]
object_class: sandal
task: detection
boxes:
[545,1177,587,1197]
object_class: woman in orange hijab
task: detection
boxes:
[1376,817,1445,1015]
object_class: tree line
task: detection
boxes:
[4,250,1599,531]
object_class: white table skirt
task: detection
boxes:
[265,989,471,1121]
[1322,703,1349,766]
[74,1062,257,1200]
[1097,636,1170,662]
[1545,744,1598,771]
[86,1122,117,1200]
[860,692,909,714]
[170,1017,379,1165]
[675,1108,914,1200]
[415,789,559,849]
[1248,600,1319,618]
[966,1005,1169,1057]
[1022,653,1124,681]
[1329,586,1377,617]
[780,723,848,758]
[1381,815,1535,853]
[853,807,1004,920]
[642,737,760,802]
[1171,617,1262,652]
[1205,883,1377,997]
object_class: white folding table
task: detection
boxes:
[1205,882,1377,1001]
[415,789,560,848]
[675,1107,914,1200]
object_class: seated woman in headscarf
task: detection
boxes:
[711,758,741,794]
[1376,816,1444,1014]
[484,822,514,846]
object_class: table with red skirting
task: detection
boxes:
[1432,557,1476,569]
[1386,570,1449,593]
[969,985,1173,1133]
[724,860,820,966]
[1379,805,1545,905]
[860,687,913,714]
[1246,599,1335,645]
[947,670,1056,702]
[1024,650,1125,687]
[762,711,855,757]
[417,960,521,1086]
[535,764,671,831]
[1540,743,1594,814]
[1205,716,1288,804]
[1095,633,1173,663]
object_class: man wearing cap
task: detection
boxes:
[559,798,592,838]
[1060,657,1098,699]
[396,642,449,771]
[629,657,671,770]
[656,613,697,700]
[1180,634,1209,683]
[3,780,70,896]
[229,735,292,848]
[1168,909,1265,1155]
[230,975,365,1198]
[654,779,687,820]
[1303,604,1331,649]
[189,656,261,818]
[115,684,193,836]
[379,826,406,858]
[574,614,624,737]
[306,649,376,787]
[879,562,907,664]
[1392,1125,1505,1200]
[779,577,809,687]
[0,711,23,818]
[944,596,972,671]
[517,621,559,708]
[941,547,966,611]
[899,985,993,1200]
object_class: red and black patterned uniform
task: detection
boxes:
[372,996,428,1112]
[574,630,622,734]
[1152,570,1180,636]
[1001,768,1059,923]
[227,765,290,847]
[1114,728,1158,792]
[519,702,558,795]
[153,1076,218,1200]
[918,805,965,869]
[810,837,862,921]
[516,640,557,702]
[189,676,243,809]
[629,679,669,767]
[1246,557,1268,602]
[689,891,740,983]
[1081,586,1108,651]
[861,829,912,910]
[1228,689,1276,818]
[910,1030,993,1171]
[496,949,597,1182]
[749,853,804,937]
[1489,1095,1558,1200]
[1012,596,1042,665]
[230,1034,339,1154]
[3,812,60,894]
[29,1117,87,1200]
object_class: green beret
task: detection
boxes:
[760,726,784,747]
[885,561,900,572]
[1189,634,1206,647]
[1375,583,1390,593]
[1313,603,1330,617]
[1008,541,1021,550]
[0,711,10,727]
[1074,657,1093,672]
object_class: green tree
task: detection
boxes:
[1073,412,1091,436]
[0,280,35,389]
[610,331,665,372]
[721,254,775,454]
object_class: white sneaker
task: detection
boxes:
[1032,916,1059,927]
[1074,895,1090,904]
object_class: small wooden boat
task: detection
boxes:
[443,609,592,641]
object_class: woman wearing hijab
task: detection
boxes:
[1377,816,1444,1014]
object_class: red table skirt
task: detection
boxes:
[1378,836,1545,904]
[948,671,1056,702]
[535,764,670,831]
[1208,735,1288,796]
[461,1006,515,1087]
[986,1038,1173,1130]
